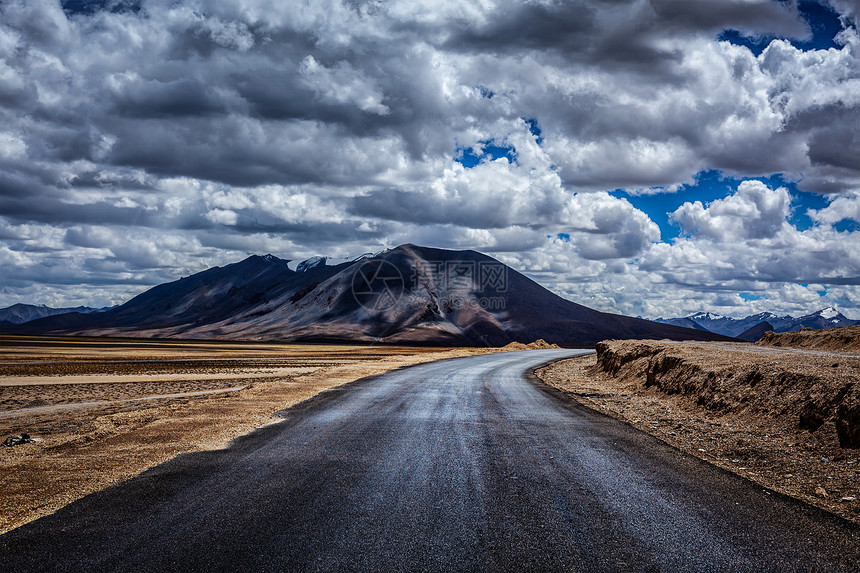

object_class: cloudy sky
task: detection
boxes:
[1,0,859,319]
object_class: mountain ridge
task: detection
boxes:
[654,307,859,339]
[0,303,108,325]
[3,244,731,347]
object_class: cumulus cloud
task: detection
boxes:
[828,0,860,23]
[671,180,791,240]
[299,56,390,115]
[0,0,858,319]
[809,190,860,225]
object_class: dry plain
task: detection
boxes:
[0,335,495,533]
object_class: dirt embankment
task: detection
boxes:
[538,340,860,523]
[597,340,860,449]
[501,339,562,351]
[757,324,860,353]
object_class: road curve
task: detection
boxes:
[2,349,859,572]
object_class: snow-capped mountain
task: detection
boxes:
[790,307,860,331]
[295,256,327,273]
[654,307,859,339]
[819,307,840,320]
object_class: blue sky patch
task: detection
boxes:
[477,86,495,99]
[834,219,860,232]
[611,171,832,241]
[524,118,544,145]
[455,140,517,168]
[719,1,843,55]
[62,1,141,15]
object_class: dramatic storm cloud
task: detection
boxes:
[0,0,859,318]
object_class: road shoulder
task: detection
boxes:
[535,351,860,524]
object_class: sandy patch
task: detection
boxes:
[0,386,247,417]
[0,367,319,386]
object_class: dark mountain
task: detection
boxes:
[0,303,106,325]
[6,254,346,336]
[7,245,732,347]
[654,307,859,337]
[736,321,774,343]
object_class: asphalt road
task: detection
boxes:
[3,349,859,572]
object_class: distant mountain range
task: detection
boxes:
[654,308,859,342]
[0,303,107,326]
[1,244,730,347]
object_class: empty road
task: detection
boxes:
[2,349,859,572]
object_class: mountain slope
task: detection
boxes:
[0,303,104,325]
[736,321,774,343]
[650,317,712,332]
[6,254,346,336]
[7,245,732,347]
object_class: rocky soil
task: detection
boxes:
[758,324,860,353]
[537,340,860,524]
